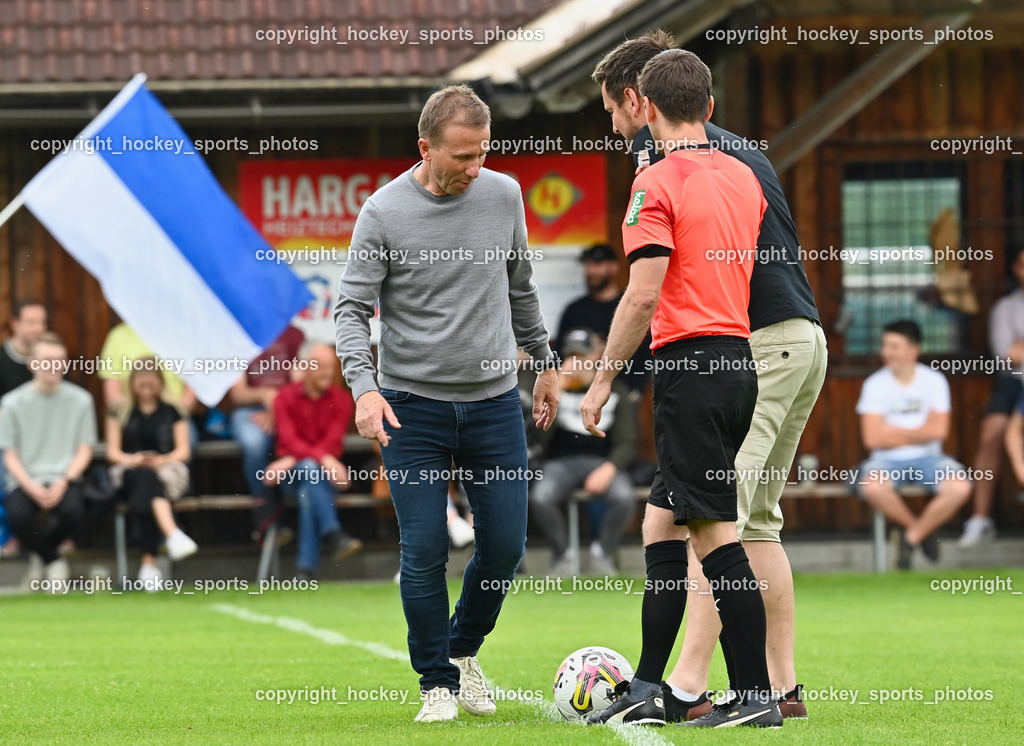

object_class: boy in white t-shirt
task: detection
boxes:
[856,320,972,569]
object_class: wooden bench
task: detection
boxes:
[109,491,384,582]
[565,481,931,574]
[96,436,383,581]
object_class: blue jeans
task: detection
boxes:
[230,407,274,498]
[380,387,529,692]
[280,459,340,572]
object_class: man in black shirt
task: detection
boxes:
[530,328,638,575]
[587,31,827,725]
[0,300,47,399]
[557,244,652,394]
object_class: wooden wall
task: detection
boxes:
[2,32,1022,530]
[717,37,1024,530]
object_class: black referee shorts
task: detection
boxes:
[647,336,758,525]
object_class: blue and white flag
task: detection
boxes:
[21,74,311,406]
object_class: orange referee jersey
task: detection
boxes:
[622,145,766,349]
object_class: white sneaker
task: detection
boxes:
[138,563,163,592]
[958,516,995,547]
[588,552,617,576]
[452,656,496,716]
[44,557,71,582]
[549,550,574,577]
[448,516,475,548]
[165,530,199,561]
[414,687,458,722]
[20,553,45,591]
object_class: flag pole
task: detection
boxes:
[0,191,26,230]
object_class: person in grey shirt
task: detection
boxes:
[961,246,1024,545]
[0,332,96,584]
[335,84,559,723]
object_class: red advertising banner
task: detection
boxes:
[239,154,607,248]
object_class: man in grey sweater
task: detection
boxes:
[335,84,559,723]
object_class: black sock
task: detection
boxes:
[634,540,687,684]
[701,542,770,703]
[718,628,737,693]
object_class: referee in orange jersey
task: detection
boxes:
[581,49,780,728]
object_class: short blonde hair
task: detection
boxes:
[418,84,490,145]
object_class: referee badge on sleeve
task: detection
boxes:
[626,189,646,226]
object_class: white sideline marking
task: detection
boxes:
[213,602,667,744]
[211,603,407,662]
[609,722,673,746]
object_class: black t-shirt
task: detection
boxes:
[557,294,653,392]
[0,340,33,399]
[121,402,182,454]
[631,124,820,331]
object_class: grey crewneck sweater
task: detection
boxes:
[334,163,554,402]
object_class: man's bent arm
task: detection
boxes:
[594,255,668,387]
[335,200,388,400]
[507,195,554,362]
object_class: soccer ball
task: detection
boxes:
[552,646,634,720]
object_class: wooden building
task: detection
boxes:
[2,0,1022,531]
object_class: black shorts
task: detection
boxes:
[986,376,1023,416]
[647,336,758,525]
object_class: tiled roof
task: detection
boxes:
[0,0,552,86]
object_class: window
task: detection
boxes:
[839,163,966,355]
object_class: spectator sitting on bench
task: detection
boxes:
[959,246,1024,546]
[1005,391,1024,495]
[99,322,201,450]
[856,320,971,569]
[529,328,637,575]
[229,325,305,547]
[264,342,360,580]
[0,332,95,587]
[0,298,48,557]
[106,359,198,588]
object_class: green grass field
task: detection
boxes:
[1,568,1019,744]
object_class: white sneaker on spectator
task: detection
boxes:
[45,557,71,583]
[165,530,198,561]
[448,516,475,548]
[550,550,574,577]
[958,516,995,547]
[414,687,458,722]
[589,551,617,576]
[138,563,163,592]
[20,553,45,590]
[452,656,496,716]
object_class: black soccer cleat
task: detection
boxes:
[661,683,712,723]
[586,680,666,726]
[680,695,783,728]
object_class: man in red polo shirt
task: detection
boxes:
[265,342,359,580]
[582,49,780,728]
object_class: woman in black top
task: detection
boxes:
[106,359,197,587]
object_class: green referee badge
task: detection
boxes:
[626,189,646,226]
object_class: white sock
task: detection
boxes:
[667,683,702,702]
